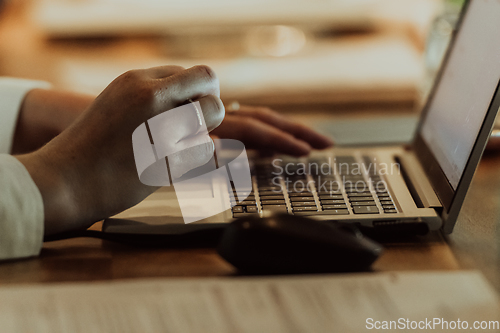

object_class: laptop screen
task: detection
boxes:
[420,0,500,189]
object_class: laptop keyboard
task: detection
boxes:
[231,155,397,218]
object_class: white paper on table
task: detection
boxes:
[0,271,498,332]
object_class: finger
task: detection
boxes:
[167,140,214,180]
[143,65,185,79]
[212,116,312,156]
[234,107,334,148]
[176,131,213,157]
[160,65,220,106]
[145,96,223,162]
[195,95,225,132]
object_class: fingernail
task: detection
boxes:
[296,141,312,155]
[324,137,335,146]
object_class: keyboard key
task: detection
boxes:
[349,201,376,206]
[348,197,374,202]
[377,193,390,198]
[344,187,370,193]
[343,178,367,183]
[322,204,348,209]
[317,190,342,196]
[345,188,371,193]
[246,206,258,213]
[344,183,370,188]
[315,175,336,179]
[348,192,374,197]
[384,209,397,213]
[238,200,256,205]
[261,200,286,205]
[262,205,288,212]
[352,206,379,214]
[382,205,395,209]
[288,192,313,197]
[343,176,365,182]
[292,207,318,212]
[320,199,346,204]
[259,195,284,200]
[291,212,315,216]
[292,202,319,207]
[290,197,316,202]
[316,178,340,184]
[380,200,394,205]
[342,176,364,180]
[337,158,356,165]
[318,194,344,200]
[336,155,356,161]
[232,206,244,213]
[315,179,338,186]
[320,209,349,215]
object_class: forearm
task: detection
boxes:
[11,89,95,154]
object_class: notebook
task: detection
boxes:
[105,0,500,237]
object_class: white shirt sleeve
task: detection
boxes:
[0,78,50,260]
[0,77,52,154]
[0,155,44,259]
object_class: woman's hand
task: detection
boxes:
[211,105,333,156]
[12,68,332,236]
[16,65,224,235]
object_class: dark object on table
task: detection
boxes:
[217,214,383,274]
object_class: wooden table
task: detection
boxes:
[0,1,498,295]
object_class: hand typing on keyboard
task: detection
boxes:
[210,105,334,157]
[16,65,224,235]
[12,64,333,234]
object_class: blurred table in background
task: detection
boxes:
[0,0,442,110]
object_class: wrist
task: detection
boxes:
[12,89,95,154]
[15,150,79,236]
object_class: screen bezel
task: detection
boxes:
[413,0,500,233]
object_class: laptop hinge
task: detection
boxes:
[395,153,442,208]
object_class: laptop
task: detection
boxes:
[104,0,500,238]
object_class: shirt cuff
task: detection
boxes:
[0,78,52,154]
[0,154,44,260]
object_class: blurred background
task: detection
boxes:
[0,0,464,142]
